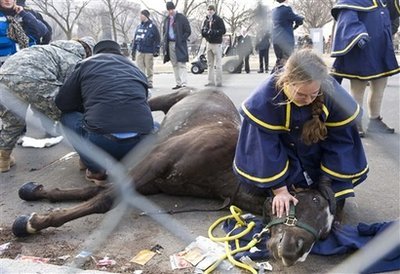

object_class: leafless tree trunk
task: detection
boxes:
[101,0,125,41]
[114,2,141,43]
[222,1,252,35]
[291,0,335,32]
[31,0,91,39]
[140,0,206,27]
[78,7,104,41]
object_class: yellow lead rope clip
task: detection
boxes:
[205,205,261,274]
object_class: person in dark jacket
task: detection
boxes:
[131,9,160,89]
[162,1,191,89]
[255,31,270,73]
[271,0,303,72]
[55,40,154,184]
[201,4,226,87]
[16,0,52,44]
[0,0,48,64]
[236,27,253,73]
[330,0,400,136]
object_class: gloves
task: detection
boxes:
[153,51,159,57]
[357,37,369,49]
[318,175,336,216]
[131,51,136,61]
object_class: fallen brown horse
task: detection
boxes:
[12,89,336,266]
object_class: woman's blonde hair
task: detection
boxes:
[275,49,332,145]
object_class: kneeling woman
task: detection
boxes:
[233,49,368,218]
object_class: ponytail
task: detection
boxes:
[301,94,327,145]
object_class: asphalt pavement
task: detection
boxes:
[0,55,399,273]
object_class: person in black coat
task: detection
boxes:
[201,4,226,87]
[236,27,253,73]
[55,40,154,184]
[162,2,191,89]
[255,31,270,73]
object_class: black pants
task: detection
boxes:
[239,54,250,73]
[258,47,269,72]
[272,43,292,73]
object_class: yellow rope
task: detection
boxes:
[205,205,260,274]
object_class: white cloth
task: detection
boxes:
[19,136,63,148]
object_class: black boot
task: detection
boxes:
[367,116,395,133]
[356,122,365,138]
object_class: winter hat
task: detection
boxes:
[141,9,150,19]
[166,2,175,10]
[78,36,96,53]
[93,40,121,55]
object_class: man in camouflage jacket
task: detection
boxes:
[0,37,95,172]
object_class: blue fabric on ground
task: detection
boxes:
[222,217,399,273]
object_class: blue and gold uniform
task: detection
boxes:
[233,75,369,200]
[331,0,400,80]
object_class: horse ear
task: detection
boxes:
[262,197,273,223]
[318,176,336,216]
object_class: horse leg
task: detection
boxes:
[148,89,192,114]
[12,187,116,237]
[18,181,107,202]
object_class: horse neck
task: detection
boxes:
[230,184,266,215]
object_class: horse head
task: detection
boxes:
[263,183,336,266]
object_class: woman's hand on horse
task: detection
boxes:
[272,186,299,218]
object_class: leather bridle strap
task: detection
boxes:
[264,203,320,241]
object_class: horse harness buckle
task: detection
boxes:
[284,216,298,226]
[253,227,270,242]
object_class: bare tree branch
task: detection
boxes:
[31,0,91,39]
[222,0,252,35]
[291,0,335,31]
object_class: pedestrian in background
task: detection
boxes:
[236,27,252,73]
[56,40,154,184]
[201,4,226,87]
[132,9,160,89]
[162,1,191,90]
[0,0,48,65]
[330,0,400,136]
[256,31,270,73]
[0,37,95,172]
[271,0,303,72]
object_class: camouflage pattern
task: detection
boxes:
[0,40,86,150]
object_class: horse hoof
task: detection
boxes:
[18,182,43,201]
[12,215,33,237]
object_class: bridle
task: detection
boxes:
[259,203,320,241]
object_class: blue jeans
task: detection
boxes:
[60,112,144,173]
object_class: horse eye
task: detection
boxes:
[312,196,320,203]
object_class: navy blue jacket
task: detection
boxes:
[0,9,48,57]
[55,53,154,134]
[331,0,400,80]
[233,75,368,200]
[132,19,160,54]
[271,4,303,54]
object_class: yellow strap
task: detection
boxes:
[205,206,260,274]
